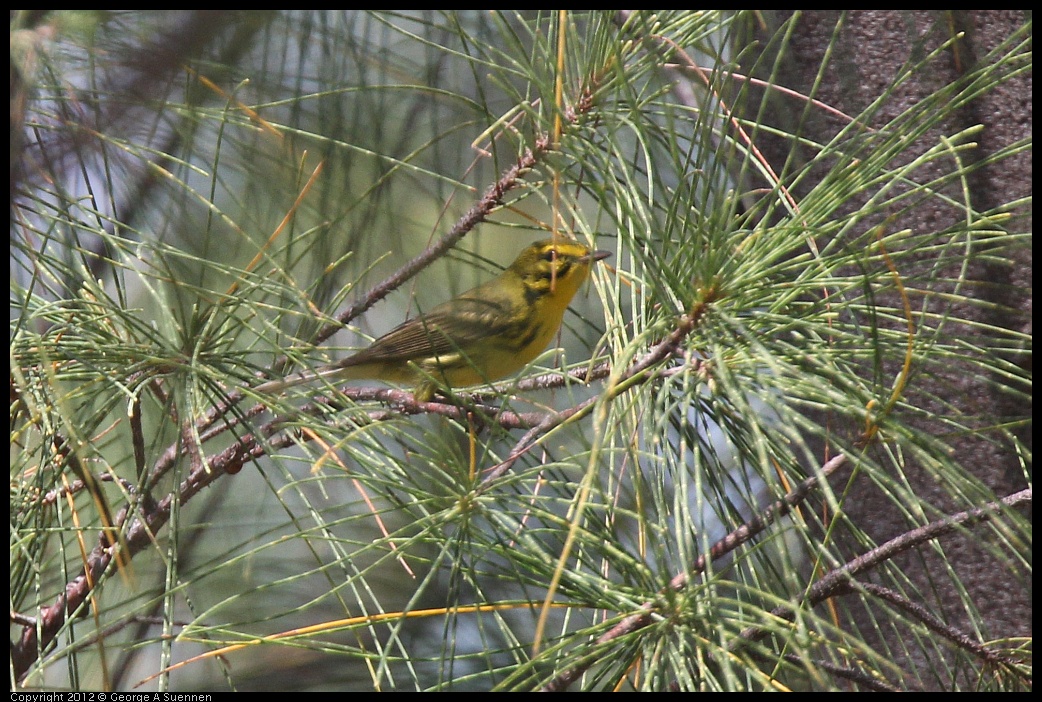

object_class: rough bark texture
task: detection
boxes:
[755,11,1030,689]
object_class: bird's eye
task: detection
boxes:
[540,249,557,262]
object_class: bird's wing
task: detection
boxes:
[345,292,516,365]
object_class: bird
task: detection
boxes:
[255,238,611,401]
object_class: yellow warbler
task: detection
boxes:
[257,238,611,401]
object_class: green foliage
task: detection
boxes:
[11,10,1031,691]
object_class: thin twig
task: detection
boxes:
[737,489,1033,663]
[539,453,849,691]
